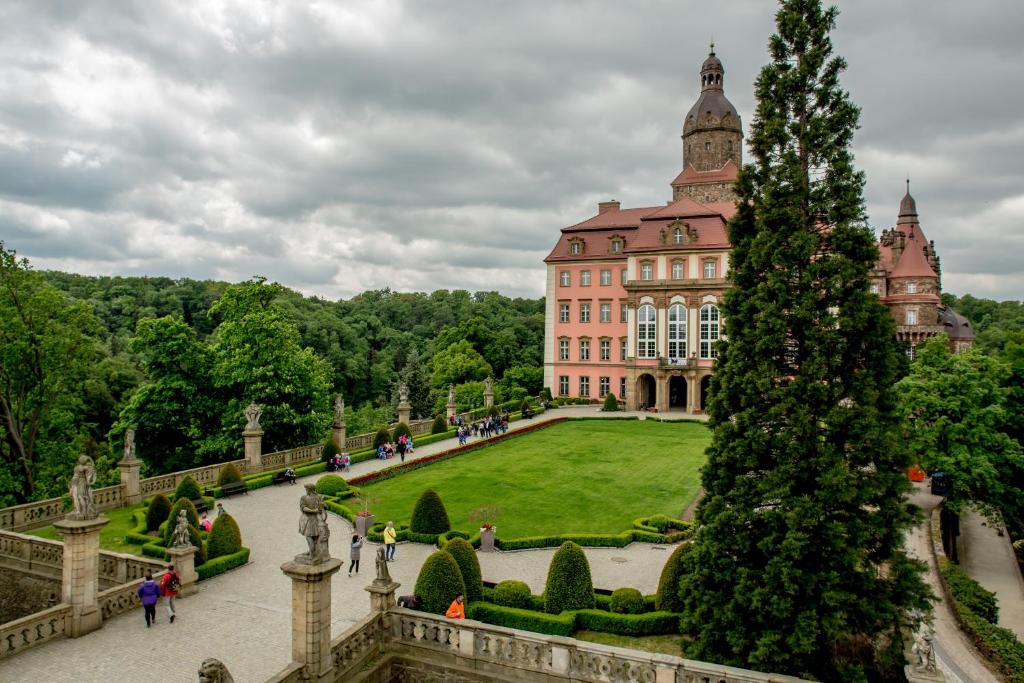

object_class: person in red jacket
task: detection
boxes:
[445,594,465,619]
[160,564,180,623]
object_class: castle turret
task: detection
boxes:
[682,45,742,173]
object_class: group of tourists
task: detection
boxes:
[377,433,414,462]
[136,564,181,628]
[456,413,509,445]
[326,453,351,472]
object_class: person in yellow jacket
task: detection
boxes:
[445,594,465,619]
[383,521,397,561]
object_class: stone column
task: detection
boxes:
[332,394,347,450]
[281,558,343,681]
[118,459,141,506]
[397,401,412,426]
[54,516,109,637]
[243,428,263,471]
[166,544,199,597]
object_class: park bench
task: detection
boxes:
[272,470,296,485]
[219,481,248,497]
[190,497,209,514]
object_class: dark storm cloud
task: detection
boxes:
[1,0,1022,300]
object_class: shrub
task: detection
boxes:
[431,415,448,434]
[173,475,202,502]
[163,498,200,548]
[393,422,412,442]
[217,463,244,487]
[469,603,575,637]
[952,600,1024,682]
[656,543,692,613]
[940,558,999,623]
[445,537,483,603]
[544,541,594,614]
[575,610,680,636]
[602,393,619,412]
[410,489,451,535]
[197,547,250,580]
[540,387,553,402]
[414,550,466,615]
[520,398,532,413]
[487,405,499,418]
[372,427,391,449]
[146,493,172,532]
[315,475,348,497]
[492,580,533,610]
[610,587,644,615]
[206,512,242,560]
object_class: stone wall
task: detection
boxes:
[682,121,741,172]
[673,180,737,203]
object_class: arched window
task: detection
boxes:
[637,304,656,359]
[668,304,687,360]
[700,304,720,359]
[671,261,684,280]
[673,228,683,244]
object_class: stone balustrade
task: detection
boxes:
[98,573,166,622]
[0,603,71,659]
[139,458,249,499]
[0,485,121,533]
[331,612,385,679]
[0,530,163,589]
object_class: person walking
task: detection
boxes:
[137,572,161,627]
[445,594,466,619]
[348,534,363,576]
[160,564,180,623]
[383,521,397,561]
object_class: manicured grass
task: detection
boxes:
[29,505,149,555]
[574,630,687,657]
[361,420,709,538]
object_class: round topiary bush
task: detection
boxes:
[217,463,244,487]
[602,393,619,412]
[315,474,348,497]
[493,580,533,610]
[163,498,200,547]
[544,541,594,614]
[372,427,390,449]
[392,422,411,442]
[610,587,644,614]
[206,512,243,560]
[173,475,202,502]
[414,550,466,615]
[655,542,692,613]
[146,493,172,532]
[410,489,451,535]
[520,398,531,413]
[431,415,447,434]
[444,537,483,603]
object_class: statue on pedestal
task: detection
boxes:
[333,394,345,428]
[374,546,392,585]
[122,428,137,462]
[243,403,262,432]
[172,510,192,548]
[447,384,456,405]
[484,376,494,394]
[912,621,937,673]
[398,382,409,404]
[297,483,330,564]
[68,455,97,521]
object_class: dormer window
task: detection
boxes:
[673,228,683,244]
[570,241,582,256]
[608,235,625,254]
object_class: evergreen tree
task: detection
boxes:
[678,2,929,678]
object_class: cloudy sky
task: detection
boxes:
[1,1,1022,301]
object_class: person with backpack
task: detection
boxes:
[137,572,161,627]
[161,564,180,623]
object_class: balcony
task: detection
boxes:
[658,356,697,369]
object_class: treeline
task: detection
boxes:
[0,243,544,505]
[944,293,1024,355]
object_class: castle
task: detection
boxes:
[543,48,972,413]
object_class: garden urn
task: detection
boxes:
[356,513,376,537]
[479,526,496,552]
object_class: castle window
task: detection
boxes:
[560,271,570,287]
[620,303,628,323]
[570,242,581,255]
[619,377,626,400]
[580,270,591,287]
[579,340,590,361]
[600,339,611,361]
[672,261,684,280]
[620,337,627,361]
[609,237,624,253]
[559,339,569,361]
[673,228,683,244]
[641,263,653,281]
[579,376,590,397]
[906,282,918,294]
[906,309,918,326]
[870,283,879,295]
[668,304,688,360]
[637,304,657,358]
[580,303,590,323]
[600,269,611,286]
[704,142,711,151]
[599,377,610,398]
[559,376,569,396]
[599,303,611,323]
[700,304,720,359]
[703,260,717,279]
[620,268,628,285]
[559,303,569,323]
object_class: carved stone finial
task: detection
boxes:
[67,455,97,521]
[333,394,345,428]
[374,546,392,585]
[243,403,262,432]
[172,510,191,548]
[122,428,137,462]
[198,658,235,683]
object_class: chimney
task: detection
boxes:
[598,200,620,215]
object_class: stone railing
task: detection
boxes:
[264,444,322,469]
[139,458,249,499]
[0,484,122,533]
[0,603,70,659]
[0,531,63,581]
[98,548,165,588]
[344,432,375,451]
[332,612,385,680]
[97,572,168,622]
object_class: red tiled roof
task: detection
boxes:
[670,160,739,187]
[644,196,721,220]
[563,207,659,231]
[890,230,937,279]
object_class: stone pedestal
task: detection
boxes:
[446,401,456,421]
[366,579,400,613]
[166,544,199,597]
[281,558,343,682]
[483,390,494,409]
[243,428,263,472]
[397,400,412,426]
[355,513,376,537]
[332,423,346,451]
[54,516,109,637]
[118,459,142,505]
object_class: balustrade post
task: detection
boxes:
[54,516,108,637]
[166,544,199,597]
[242,403,264,472]
[119,427,142,505]
[281,557,343,681]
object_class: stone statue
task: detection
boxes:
[243,403,262,431]
[447,384,456,405]
[198,658,235,683]
[333,394,345,427]
[67,455,97,521]
[123,428,137,462]
[484,376,494,394]
[172,510,191,548]
[374,546,392,584]
[912,622,937,673]
[297,483,330,564]
[398,382,409,404]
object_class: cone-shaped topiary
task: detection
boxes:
[163,498,200,547]
[315,474,348,497]
[610,587,644,614]
[216,463,244,487]
[656,542,691,613]
[493,580,533,610]
[207,512,242,560]
[372,427,390,449]
[602,393,619,412]
[431,415,448,434]
[410,489,451,535]
[540,387,553,402]
[444,537,483,603]
[544,541,594,614]
[392,422,411,442]
[173,475,202,502]
[414,550,466,615]
[520,398,531,413]
[146,493,172,532]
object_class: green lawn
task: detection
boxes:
[360,420,709,538]
[573,630,687,657]
[29,504,149,555]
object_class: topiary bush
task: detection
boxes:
[173,475,202,502]
[163,498,200,548]
[206,512,242,560]
[414,550,466,615]
[609,587,644,614]
[520,398,532,413]
[445,537,483,603]
[315,474,348,497]
[493,580,533,610]
[410,489,451,535]
[393,422,411,442]
[655,542,691,613]
[146,493,172,532]
[544,541,594,614]
[540,387,553,402]
[602,393,619,412]
[431,415,448,434]
[217,463,244,487]
[372,427,390,449]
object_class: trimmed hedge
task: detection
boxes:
[940,558,999,623]
[410,489,451,535]
[146,493,172,532]
[468,602,575,637]
[216,463,244,487]
[609,588,644,615]
[393,422,412,441]
[197,547,250,580]
[574,609,680,636]
[431,415,448,434]
[207,512,242,560]
[601,393,619,411]
[656,542,692,613]
[173,475,203,502]
[163,498,200,547]
[373,427,390,449]
[315,474,348,497]
[492,580,533,610]
[467,603,678,638]
[445,537,483,603]
[414,550,466,615]
[544,541,594,614]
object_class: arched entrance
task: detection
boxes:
[699,375,712,412]
[637,374,656,410]
[669,376,686,410]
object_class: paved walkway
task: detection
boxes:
[959,508,1024,640]
[0,406,696,682]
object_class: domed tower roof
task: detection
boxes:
[685,45,741,128]
[897,178,919,225]
[939,307,975,341]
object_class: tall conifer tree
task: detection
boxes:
[679,2,929,678]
